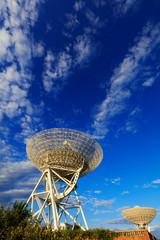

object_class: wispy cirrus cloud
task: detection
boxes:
[105,217,133,225]
[68,193,115,210]
[116,106,141,136]
[32,41,45,57]
[94,190,102,194]
[0,156,40,203]
[94,198,115,207]
[93,0,106,8]
[0,188,32,203]
[116,206,130,212]
[121,191,129,196]
[0,1,46,203]
[42,33,97,95]
[85,9,106,29]
[41,0,142,98]
[73,34,96,66]
[150,226,160,240]
[152,179,160,184]
[113,0,140,16]
[42,3,106,96]
[64,13,79,31]
[92,21,160,138]
[0,160,37,187]
[74,0,85,11]
[105,177,121,185]
[94,209,113,214]
[135,178,160,189]
[141,178,160,189]
[91,218,101,222]
[0,0,45,140]
[43,50,72,94]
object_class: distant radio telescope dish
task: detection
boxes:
[122,207,157,231]
[26,128,103,230]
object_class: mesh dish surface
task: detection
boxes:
[26,128,103,177]
[122,207,157,225]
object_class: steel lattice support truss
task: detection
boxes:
[26,167,89,230]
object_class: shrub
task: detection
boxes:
[0,201,118,240]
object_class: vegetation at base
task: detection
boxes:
[0,201,118,240]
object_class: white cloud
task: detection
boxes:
[105,217,133,225]
[93,0,106,8]
[0,160,36,185]
[73,34,95,66]
[85,9,106,29]
[42,30,97,95]
[150,225,160,239]
[91,218,101,222]
[79,196,88,201]
[32,41,45,57]
[66,194,116,210]
[0,64,32,120]
[0,139,13,159]
[0,157,40,203]
[94,198,115,207]
[74,1,85,11]
[113,0,139,16]
[0,187,32,203]
[0,0,45,141]
[65,13,79,31]
[116,206,130,212]
[94,209,113,214]
[0,28,11,60]
[143,183,158,188]
[141,178,160,188]
[43,3,104,96]
[92,21,160,138]
[121,0,138,14]
[105,177,121,185]
[94,190,102,194]
[142,77,155,87]
[116,106,141,135]
[17,176,40,187]
[12,29,32,68]
[134,176,160,190]
[1,188,32,196]
[43,50,72,94]
[111,177,121,184]
[152,179,160,184]
[121,191,129,195]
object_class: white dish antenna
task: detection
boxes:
[26,128,103,230]
[122,206,157,231]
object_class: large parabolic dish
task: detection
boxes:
[122,207,157,227]
[26,128,103,230]
[26,128,103,178]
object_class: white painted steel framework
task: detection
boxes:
[26,167,88,230]
[26,128,103,230]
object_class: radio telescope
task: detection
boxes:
[122,206,157,231]
[26,128,103,230]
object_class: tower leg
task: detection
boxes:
[74,189,89,230]
[48,168,59,229]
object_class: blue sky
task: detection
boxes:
[0,0,160,237]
